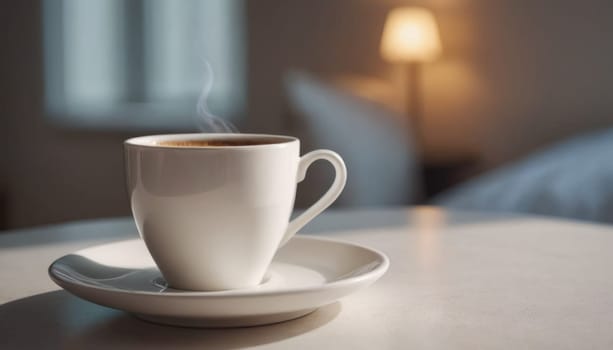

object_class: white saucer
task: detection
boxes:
[49,235,389,327]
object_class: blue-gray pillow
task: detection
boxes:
[435,127,613,223]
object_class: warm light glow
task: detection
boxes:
[381,7,442,62]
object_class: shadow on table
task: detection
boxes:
[0,291,341,349]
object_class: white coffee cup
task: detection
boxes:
[124,133,346,291]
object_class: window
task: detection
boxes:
[42,0,245,131]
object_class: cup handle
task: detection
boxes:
[278,150,347,247]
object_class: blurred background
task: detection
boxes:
[2,0,613,229]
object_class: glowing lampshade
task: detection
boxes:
[381,7,442,62]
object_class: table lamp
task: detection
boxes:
[381,7,442,132]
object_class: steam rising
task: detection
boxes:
[195,61,238,133]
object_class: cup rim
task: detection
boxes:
[124,133,298,150]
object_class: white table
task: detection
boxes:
[1,207,613,349]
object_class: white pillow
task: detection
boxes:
[435,127,613,223]
[285,71,420,206]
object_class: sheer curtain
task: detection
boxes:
[43,0,245,130]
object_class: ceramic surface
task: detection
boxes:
[49,235,389,327]
[124,134,347,291]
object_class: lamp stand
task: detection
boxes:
[406,62,422,138]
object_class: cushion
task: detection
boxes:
[285,71,420,207]
[434,127,613,223]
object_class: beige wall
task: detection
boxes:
[2,2,133,228]
[425,0,613,163]
[248,0,613,164]
[3,0,613,228]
